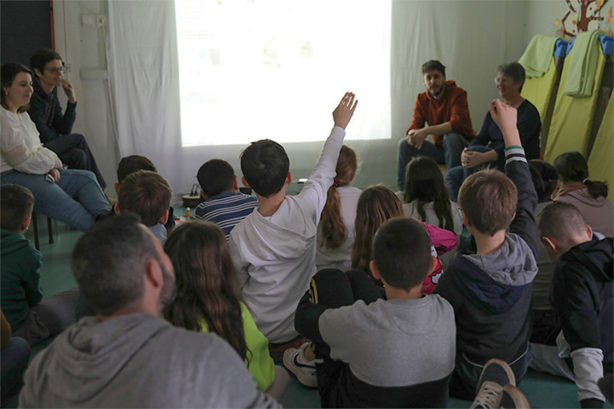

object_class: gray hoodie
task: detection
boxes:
[19,313,279,408]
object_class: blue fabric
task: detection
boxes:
[1,336,30,402]
[600,35,614,56]
[0,169,111,232]
[565,37,576,56]
[554,39,571,58]
[194,192,258,240]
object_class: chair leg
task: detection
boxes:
[47,217,54,244]
[32,211,40,250]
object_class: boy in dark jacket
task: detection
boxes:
[539,201,613,408]
[435,99,538,400]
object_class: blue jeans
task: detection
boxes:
[397,132,466,191]
[0,169,111,232]
[444,145,505,201]
[1,336,30,403]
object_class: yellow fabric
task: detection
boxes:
[543,48,605,162]
[521,57,559,150]
[519,35,559,78]
[587,92,614,205]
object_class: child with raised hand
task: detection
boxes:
[435,98,539,400]
[538,202,612,408]
[403,156,463,236]
[352,185,457,295]
[551,151,613,238]
[229,93,358,345]
[294,217,456,408]
[316,145,361,271]
[163,221,288,398]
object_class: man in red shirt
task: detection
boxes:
[397,60,474,190]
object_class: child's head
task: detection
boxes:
[163,221,247,360]
[371,217,433,290]
[118,170,172,226]
[0,184,34,233]
[458,169,517,236]
[115,155,157,193]
[404,156,454,231]
[240,139,290,197]
[528,160,558,203]
[320,145,358,249]
[197,159,236,199]
[554,151,608,199]
[352,185,403,273]
[538,201,592,260]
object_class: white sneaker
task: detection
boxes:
[282,342,322,388]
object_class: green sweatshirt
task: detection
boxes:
[0,229,43,329]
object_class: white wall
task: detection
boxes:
[54,0,565,198]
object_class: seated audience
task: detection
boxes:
[0,63,111,232]
[18,214,279,408]
[445,62,541,200]
[352,185,457,295]
[1,310,30,406]
[163,221,289,398]
[116,170,172,243]
[538,202,613,408]
[403,156,463,236]
[293,217,456,408]
[397,60,474,190]
[114,155,175,231]
[229,92,357,344]
[1,184,84,346]
[316,145,361,271]
[552,151,613,238]
[195,159,258,240]
[28,49,106,188]
[435,99,539,400]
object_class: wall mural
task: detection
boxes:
[555,0,613,38]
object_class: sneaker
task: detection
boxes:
[283,342,321,388]
[470,359,516,409]
[500,384,530,408]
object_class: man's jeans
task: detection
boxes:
[397,132,466,191]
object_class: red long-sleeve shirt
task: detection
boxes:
[407,80,475,145]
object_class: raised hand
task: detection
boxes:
[61,79,77,104]
[489,99,521,147]
[333,92,358,129]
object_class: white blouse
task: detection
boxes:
[0,107,62,174]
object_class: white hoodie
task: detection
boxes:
[229,126,345,343]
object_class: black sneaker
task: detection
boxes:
[470,359,516,409]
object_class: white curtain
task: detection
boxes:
[106,0,526,194]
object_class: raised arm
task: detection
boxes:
[489,99,538,257]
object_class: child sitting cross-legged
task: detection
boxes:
[163,221,289,399]
[434,98,539,400]
[293,217,456,408]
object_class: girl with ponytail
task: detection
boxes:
[552,151,613,237]
[163,221,284,394]
[316,145,361,270]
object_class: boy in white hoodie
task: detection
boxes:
[229,93,357,345]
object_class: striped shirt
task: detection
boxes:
[195,192,258,240]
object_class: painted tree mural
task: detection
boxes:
[555,0,612,38]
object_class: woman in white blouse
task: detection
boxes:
[1,63,110,231]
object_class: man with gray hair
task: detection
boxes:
[19,214,279,408]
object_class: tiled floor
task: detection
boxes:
[20,220,608,409]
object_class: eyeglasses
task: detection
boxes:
[46,63,65,74]
[494,77,511,84]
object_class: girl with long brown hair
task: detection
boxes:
[316,145,361,270]
[163,221,281,393]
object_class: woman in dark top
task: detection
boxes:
[445,62,541,200]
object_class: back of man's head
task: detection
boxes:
[0,184,34,232]
[240,139,289,197]
[458,169,517,236]
[71,213,156,315]
[422,60,446,76]
[197,159,235,198]
[116,155,157,184]
[373,217,432,290]
[538,202,589,253]
[118,170,172,226]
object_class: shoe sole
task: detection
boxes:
[502,385,531,408]
[477,358,517,388]
[283,349,318,388]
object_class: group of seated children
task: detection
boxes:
[2,86,612,408]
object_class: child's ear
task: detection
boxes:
[586,224,593,240]
[114,182,120,194]
[461,210,470,228]
[232,175,239,192]
[113,202,120,215]
[159,208,169,225]
[242,176,251,188]
[286,171,293,185]
[21,216,32,233]
[200,191,208,200]
[369,260,383,282]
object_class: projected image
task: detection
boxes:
[175,0,391,147]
